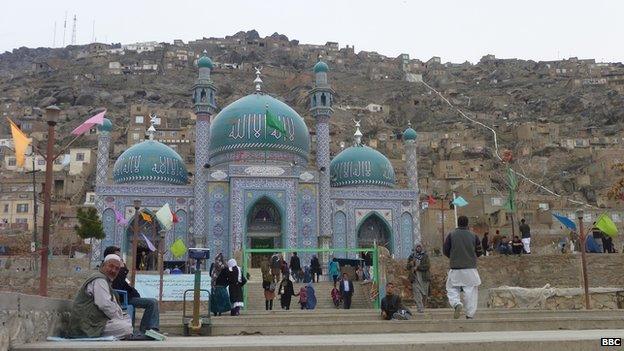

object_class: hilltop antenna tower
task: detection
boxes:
[62,12,67,47]
[91,20,95,43]
[71,15,77,45]
[53,21,56,47]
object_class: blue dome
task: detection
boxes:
[208,94,310,162]
[403,127,417,141]
[313,61,329,73]
[113,140,188,185]
[197,55,213,69]
[97,118,113,132]
[330,145,395,188]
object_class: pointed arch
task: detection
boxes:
[355,211,393,253]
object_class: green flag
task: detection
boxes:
[595,213,618,237]
[170,238,187,258]
[504,167,517,212]
[266,108,286,134]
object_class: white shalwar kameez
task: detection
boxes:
[445,268,481,318]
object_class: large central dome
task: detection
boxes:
[208,93,310,163]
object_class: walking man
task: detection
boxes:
[443,216,483,319]
[339,273,354,309]
[519,218,531,254]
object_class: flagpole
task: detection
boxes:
[452,192,458,226]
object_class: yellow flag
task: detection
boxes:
[596,213,618,237]
[7,118,31,167]
[140,212,152,223]
[170,238,187,258]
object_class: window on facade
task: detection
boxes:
[88,194,95,203]
[76,153,85,161]
[16,204,29,213]
[8,158,16,166]
[37,159,45,166]
[132,133,140,141]
[15,218,28,224]
[154,117,161,125]
[135,116,144,124]
[3,204,8,213]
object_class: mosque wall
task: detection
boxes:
[207,182,230,257]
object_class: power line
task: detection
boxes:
[419,80,596,209]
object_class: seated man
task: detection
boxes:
[497,236,512,255]
[103,246,160,333]
[381,282,409,320]
[68,254,133,338]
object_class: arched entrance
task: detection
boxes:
[124,209,162,271]
[357,212,392,253]
[246,197,283,267]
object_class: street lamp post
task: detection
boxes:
[576,209,591,310]
[39,105,59,296]
[130,199,141,286]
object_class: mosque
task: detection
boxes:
[92,53,420,268]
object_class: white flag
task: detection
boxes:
[155,203,173,231]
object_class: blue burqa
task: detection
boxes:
[305,284,317,309]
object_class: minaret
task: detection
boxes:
[309,58,334,244]
[403,122,418,190]
[92,117,112,265]
[192,51,217,248]
[95,117,112,187]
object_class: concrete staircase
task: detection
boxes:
[146,308,624,336]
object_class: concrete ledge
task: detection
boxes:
[14,330,624,351]
[0,292,71,351]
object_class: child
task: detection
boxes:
[298,286,308,310]
[331,283,341,308]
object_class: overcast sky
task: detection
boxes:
[1,0,622,63]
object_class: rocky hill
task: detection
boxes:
[1,29,623,207]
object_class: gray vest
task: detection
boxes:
[67,272,116,338]
[449,228,478,269]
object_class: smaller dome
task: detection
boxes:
[113,140,188,185]
[97,118,113,132]
[330,145,396,188]
[197,55,213,69]
[403,127,417,141]
[313,61,329,73]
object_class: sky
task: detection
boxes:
[1,0,622,63]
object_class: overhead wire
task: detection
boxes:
[419,80,596,209]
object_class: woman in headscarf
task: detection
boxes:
[210,253,231,316]
[260,256,275,310]
[278,273,297,310]
[407,244,430,313]
[227,258,245,316]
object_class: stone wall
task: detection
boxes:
[488,287,624,309]
[384,253,624,308]
[0,292,71,351]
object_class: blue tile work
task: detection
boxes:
[208,183,230,258]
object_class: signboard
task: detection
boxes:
[135,273,212,301]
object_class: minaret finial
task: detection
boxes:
[353,119,362,146]
[408,121,412,128]
[253,66,263,92]
[147,113,157,140]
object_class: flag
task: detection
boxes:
[170,238,187,258]
[171,210,180,223]
[266,107,286,134]
[7,118,31,167]
[140,212,152,223]
[552,213,577,231]
[427,195,437,206]
[504,167,517,213]
[114,209,127,226]
[595,213,618,237]
[155,203,173,231]
[71,109,106,136]
[141,233,157,252]
[452,196,468,207]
